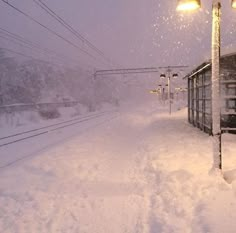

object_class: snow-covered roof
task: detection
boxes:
[202,44,236,61]
[184,44,236,79]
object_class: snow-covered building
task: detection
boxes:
[185,52,236,134]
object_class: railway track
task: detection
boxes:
[0,110,117,148]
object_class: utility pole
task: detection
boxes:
[167,68,171,115]
[159,65,188,115]
[211,1,221,170]
[176,0,236,171]
[157,84,166,104]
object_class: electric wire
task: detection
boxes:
[0,27,87,68]
[0,32,80,68]
[33,0,112,65]
[0,0,103,66]
[0,46,68,69]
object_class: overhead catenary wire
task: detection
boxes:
[0,27,90,69]
[0,30,84,69]
[38,0,105,56]
[0,0,105,67]
[33,0,113,66]
[0,34,66,65]
[0,46,71,69]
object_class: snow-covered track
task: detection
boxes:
[0,101,79,113]
[0,110,116,148]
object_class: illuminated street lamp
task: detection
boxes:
[160,72,179,115]
[177,0,201,11]
[159,66,187,115]
[232,0,236,8]
[177,0,236,170]
[160,72,172,114]
[160,73,166,78]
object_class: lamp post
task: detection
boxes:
[159,66,187,115]
[177,0,236,170]
[160,72,174,115]
[232,0,236,9]
[158,84,164,103]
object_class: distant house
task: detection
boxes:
[185,52,236,134]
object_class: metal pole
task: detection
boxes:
[211,0,222,170]
[159,66,187,114]
[162,87,165,103]
[168,71,171,115]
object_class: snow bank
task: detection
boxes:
[0,101,236,233]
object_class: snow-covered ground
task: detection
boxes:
[0,99,236,233]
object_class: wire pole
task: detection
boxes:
[211,0,222,170]
[159,65,188,115]
[167,69,171,115]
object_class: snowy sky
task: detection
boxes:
[0,0,236,72]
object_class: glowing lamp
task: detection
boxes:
[160,74,166,78]
[176,0,201,11]
[232,0,236,9]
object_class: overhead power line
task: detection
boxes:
[0,46,73,69]
[94,67,159,77]
[0,27,81,66]
[0,28,85,68]
[0,33,70,66]
[0,37,86,70]
[0,0,104,66]
[0,27,39,49]
[33,0,112,65]
[0,27,96,70]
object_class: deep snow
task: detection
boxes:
[0,100,236,233]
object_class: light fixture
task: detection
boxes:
[232,0,236,9]
[172,73,178,78]
[176,0,201,11]
[160,74,166,78]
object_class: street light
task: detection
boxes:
[177,0,236,170]
[176,0,201,11]
[232,0,236,8]
[158,84,166,103]
[159,66,187,115]
[160,72,172,114]
[160,72,178,115]
[160,73,166,78]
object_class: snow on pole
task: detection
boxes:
[168,74,171,115]
[211,1,222,170]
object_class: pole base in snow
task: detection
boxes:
[211,134,222,170]
[209,166,223,177]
